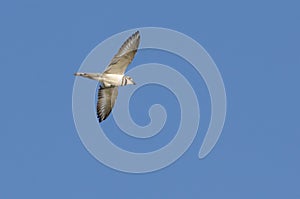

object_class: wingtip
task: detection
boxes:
[97,114,106,123]
[98,118,103,123]
[133,30,140,38]
[96,113,103,123]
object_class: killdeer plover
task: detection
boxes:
[75,31,140,122]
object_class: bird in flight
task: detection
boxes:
[74,31,140,122]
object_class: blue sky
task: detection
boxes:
[1,0,300,198]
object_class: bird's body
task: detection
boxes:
[102,74,124,86]
[74,73,133,87]
[74,31,140,122]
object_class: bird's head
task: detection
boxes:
[125,76,136,85]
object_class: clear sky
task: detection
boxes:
[1,0,299,198]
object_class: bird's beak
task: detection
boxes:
[132,80,136,85]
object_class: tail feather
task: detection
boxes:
[74,72,101,81]
[74,72,85,76]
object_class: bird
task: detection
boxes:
[74,31,140,122]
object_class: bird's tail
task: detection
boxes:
[74,72,85,76]
[74,72,102,81]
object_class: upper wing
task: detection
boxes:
[103,31,140,75]
[97,86,118,122]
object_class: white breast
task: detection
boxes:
[101,74,124,87]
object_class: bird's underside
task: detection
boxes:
[74,31,140,122]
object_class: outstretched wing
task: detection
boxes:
[103,31,140,75]
[97,86,118,122]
